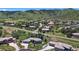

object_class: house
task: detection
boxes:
[41,26,50,32]
[22,39,31,43]
[49,41,74,51]
[72,33,79,38]
[0,23,4,26]
[21,25,26,28]
[4,21,15,26]
[0,37,16,44]
[29,25,36,28]
[64,26,71,29]
[48,21,54,27]
[22,38,42,44]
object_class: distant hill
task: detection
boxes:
[0,9,79,21]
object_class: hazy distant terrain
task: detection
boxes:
[0,8,79,21]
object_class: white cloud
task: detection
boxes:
[1,9,7,11]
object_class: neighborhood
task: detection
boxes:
[0,9,79,51]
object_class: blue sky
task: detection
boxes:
[0,8,60,11]
[0,8,78,11]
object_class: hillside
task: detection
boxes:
[0,9,79,22]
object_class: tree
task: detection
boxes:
[12,30,29,40]
[0,27,3,37]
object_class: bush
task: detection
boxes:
[0,26,3,37]
[0,44,15,51]
[12,30,30,40]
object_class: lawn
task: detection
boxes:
[50,35,79,48]
[0,44,15,51]
[28,42,43,51]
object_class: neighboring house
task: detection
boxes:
[39,23,43,28]
[48,21,54,27]
[72,24,79,28]
[49,41,74,51]
[21,25,26,28]
[0,23,4,26]
[72,33,79,38]
[22,39,31,43]
[29,25,36,28]
[28,22,39,29]
[4,22,15,26]
[64,26,71,29]
[65,22,71,26]
[41,26,50,32]
[22,38,42,44]
[0,37,15,44]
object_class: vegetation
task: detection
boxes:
[0,44,15,51]
[49,34,79,48]
[12,30,29,40]
[0,8,79,51]
[0,9,79,22]
[0,27,3,37]
[28,42,43,51]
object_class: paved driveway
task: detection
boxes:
[21,43,29,49]
[9,43,20,51]
[39,44,54,51]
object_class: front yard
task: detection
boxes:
[0,44,15,51]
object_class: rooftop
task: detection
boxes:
[72,33,79,36]
[0,37,14,41]
[23,37,42,42]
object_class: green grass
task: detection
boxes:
[28,42,42,51]
[0,44,15,51]
[17,43,24,49]
[53,36,79,48]
[43,32,79,48]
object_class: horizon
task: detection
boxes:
[0,8,79,11]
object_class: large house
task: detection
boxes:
[22,37,42,44]
[0,37,16,44]
[72,33,79,38]
[49,41,74,51]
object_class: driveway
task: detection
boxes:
[21,43,29,49]
[9,43,20,51]
[39,44,54,51]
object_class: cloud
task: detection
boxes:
[0,9,7,11]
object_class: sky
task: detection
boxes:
[0,8,79,11]
[0,8,61,11]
